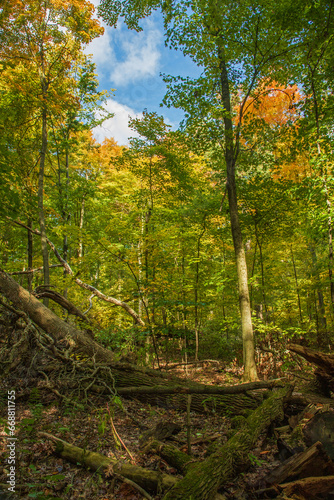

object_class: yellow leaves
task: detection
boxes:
[273,156,310,181]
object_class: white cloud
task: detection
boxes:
[92,99,142,145]
[110,22,162,86]
[85,9,162,87]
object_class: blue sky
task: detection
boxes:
[85,1,201,145]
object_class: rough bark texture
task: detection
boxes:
[33,286,90,322]
[163,386,292,500]
[289,343,334,394]
[281,475,334,497]
[38,432,177,493]
[289,343,334,373]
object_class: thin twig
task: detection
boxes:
[106,403,135,463]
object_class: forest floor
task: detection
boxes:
[0,360,306,500]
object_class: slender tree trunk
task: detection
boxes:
[310,245,327,346]
[254,222,268,322]
[290,245,303,323]
[27,219,33,292]
[310,74,334,312]
[194,217,206,362]
[38,104,49,306]
[218,47,257,382]
[78,196,85,259]
[250,239,258,310]
[63,149,70,298]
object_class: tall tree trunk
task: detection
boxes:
[255,222,268,322]
[78,195,85,260]
[194,217,206,362]
[310,245,328,347]
[38,104,49,306]
[63,149,70,299]
[218,47,257,382]
[27,219,33,292]
[291,245,303,323]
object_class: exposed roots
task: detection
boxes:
[0,299,117,406]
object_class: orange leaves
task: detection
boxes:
[239,81,303,127]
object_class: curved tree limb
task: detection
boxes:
[33,286,90,322]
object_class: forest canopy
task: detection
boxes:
[1,0,334,376]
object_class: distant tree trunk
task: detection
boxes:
[291,245,303,323]
[194,217,206,362]
[38,103,49,306]
[218,47,258,382]
[309,245,328,347]
[78,195,85,260]
[255,221,268,322]
[27,219,33,292]
[250,239,258,310]
[63,149,70,299]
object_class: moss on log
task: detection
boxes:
[162,386,293,500]
[38,432,177,493]
[143,439,194,475]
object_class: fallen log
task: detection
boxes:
[162,386,293,500]
[0,270,271,415]
[38,432,178,494]
[288,344,334,374]
[289,343,334,396]
[0,269,115,364]
[117,380,285,396]
[142,439,194,475]
[280,475,334,497]
[264,441,334,487]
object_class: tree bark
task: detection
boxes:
[27,219,33,292]
[218,46,257,382]
[38,104,50,306]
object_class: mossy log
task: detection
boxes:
[142,439,194,475]
[38,432,177,494]
[162,386,293,500]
